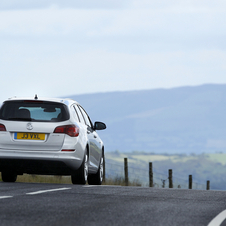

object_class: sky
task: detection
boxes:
[0,0,226,102]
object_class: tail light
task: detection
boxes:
[0,124,6,131]
[53,124,79,137]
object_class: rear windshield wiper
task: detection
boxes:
[7,118,32,121]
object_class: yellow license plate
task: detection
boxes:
[14,133,45,140]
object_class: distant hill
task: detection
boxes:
[65,84,226,154]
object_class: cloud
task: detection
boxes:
[0,0,128,10]
[1,38,226,102]
[130,0,226,10]
[0,6,226,44]
[1,0,226,11]
[0,0,226,102]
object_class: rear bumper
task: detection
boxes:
[0,149,84,175]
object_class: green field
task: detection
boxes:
[206,153,226,165]
[106,151,226,165]
[106,151,197,163]
[105,151,226,190]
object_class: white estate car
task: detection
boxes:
[0,96,106,185]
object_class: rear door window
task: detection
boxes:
[74,104,85,124]
[0,100,69,122]
[78,106,92,128]
[71,106,79,122]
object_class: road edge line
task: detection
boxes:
[208,210,226,226]
[26,187,71,195]
[0,196,13,199]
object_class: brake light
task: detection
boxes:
[0,124,6,131]
[23,100,44,103]
[54,125,79,137]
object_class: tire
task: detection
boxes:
[71,149,88,185]
[1,171,17,182]
[88,153,104,185]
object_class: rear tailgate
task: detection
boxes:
[0,121,65,152]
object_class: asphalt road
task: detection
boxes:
[0,182,226,226]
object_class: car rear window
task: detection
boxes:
[0,100,69,122]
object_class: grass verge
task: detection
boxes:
[1,174,142,186]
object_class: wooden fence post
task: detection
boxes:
[207,180,210,190]
[169,169,173,188]
[149,162,153,187]
[189,175,192,189]
[124,158,129,186]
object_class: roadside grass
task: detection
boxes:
[2,174,142,186]
[103,176,142,187]
[2,152,226,188]
[16,175,72,184]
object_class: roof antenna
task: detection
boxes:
[34,94,38,100]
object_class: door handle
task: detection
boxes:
[94,135,97,138]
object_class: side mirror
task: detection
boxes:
[94,121,106,130]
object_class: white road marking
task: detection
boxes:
[0,196,13,199]
[208,210,226,226]
[26,187,71,195]
[83,185,98,188]
[83,185,121,188]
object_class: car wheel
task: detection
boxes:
[71,149,88,185]
[88,153,104,185]
[1,171,17,182]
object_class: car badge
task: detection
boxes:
[27,123,33,130]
